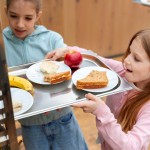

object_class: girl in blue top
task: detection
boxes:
[3,0,88,150]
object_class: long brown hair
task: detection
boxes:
[117,29,150,133]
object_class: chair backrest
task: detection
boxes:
[0,45,19,149]
[0,1,27,148]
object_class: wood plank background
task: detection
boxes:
[1,0,150,57]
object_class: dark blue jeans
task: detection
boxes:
[22,112,88,150]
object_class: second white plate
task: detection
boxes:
[11,88,34,116]
[72,66,119,93]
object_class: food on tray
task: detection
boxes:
[76,70,108,89]
[40,61,59,74]
[12,99,22,112]
[9,76,34,95]
[44,71,71,84]
[64,50,83,68]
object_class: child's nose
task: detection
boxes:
[17,19,24,28]
[124,56,131,65]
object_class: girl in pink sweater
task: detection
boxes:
[73,29,150,150]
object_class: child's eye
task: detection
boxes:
[25,17,33,21]
[134,56,140,62]
[10,15,17,18]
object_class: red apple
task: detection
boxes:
[64,50,83,68]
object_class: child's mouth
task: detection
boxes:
[127,69,132,72]
[15,29,25,33]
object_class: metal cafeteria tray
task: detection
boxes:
[8,51,132,120]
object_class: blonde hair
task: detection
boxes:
[117,29,150,132]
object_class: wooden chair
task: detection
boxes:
[0,1,24,149]
[0,45,19,150]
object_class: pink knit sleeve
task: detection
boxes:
[93,102,150,150]
[98,56,125,76]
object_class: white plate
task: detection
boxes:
[72,66,119,93]
[26,61,71,85]
[10,88,33,116]
[141,0,150,5]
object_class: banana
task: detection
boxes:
[9,76,34,95]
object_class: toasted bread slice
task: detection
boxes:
[44,71,71,84]
[12,100,22,112]
[40,61,59,74]
[76,70,108,89]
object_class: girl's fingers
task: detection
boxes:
[45,54,52,59]
[83,109,90,113]
[85,93,97,102]
[50,55,58,61]
[73,103,90,113]
[72,101,89,108]
[82,106,93,113]
[45,51,55,59]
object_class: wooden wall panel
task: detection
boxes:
[1,0,150,57]
[75,0,150,56]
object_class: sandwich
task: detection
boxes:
[76,70,108,89]
[44,71,71,84]
[12,100,22,112]
[40,61,59,74]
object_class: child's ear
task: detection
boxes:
[36,11,42,22]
